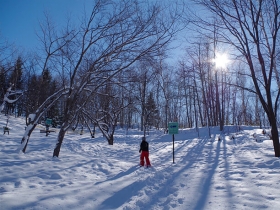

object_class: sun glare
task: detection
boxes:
[213,53,229,69]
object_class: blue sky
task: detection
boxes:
[0,0,187,62]
[0,0,90,51]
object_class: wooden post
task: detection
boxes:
[173,134,175,163]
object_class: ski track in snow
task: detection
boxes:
[1,117,280,209]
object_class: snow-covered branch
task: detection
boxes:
[0,85,24,113]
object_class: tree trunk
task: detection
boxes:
[21,124,37,153]
[53,128,67,157]
[269,114,280,157]
[108,135,114,145]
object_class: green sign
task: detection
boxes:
[45,118,52,125]
[168,122,178,134]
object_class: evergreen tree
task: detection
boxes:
[145,92,159,128]
[6,57,24,115]
[39,69,52,106]
[25,74,40,115]
[9,57,23,89]
[47,80,61,127]
[0,66,7,105]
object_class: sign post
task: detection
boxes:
[45,118,52,126]
[168,122,178,163]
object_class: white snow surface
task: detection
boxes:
[1,116,280,210]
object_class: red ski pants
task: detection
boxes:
[140,151,151,166]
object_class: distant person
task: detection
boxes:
[139,137,151,167]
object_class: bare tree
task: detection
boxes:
[20,0,181,157]
[192,0,280,156]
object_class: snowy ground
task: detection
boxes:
[1,116,280,210]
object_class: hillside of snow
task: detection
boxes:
[1,115,280,210]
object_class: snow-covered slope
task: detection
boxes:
[1,115,280,210]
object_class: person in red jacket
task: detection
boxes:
[139,137,151,167]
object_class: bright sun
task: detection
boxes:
[213,53,229,69]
